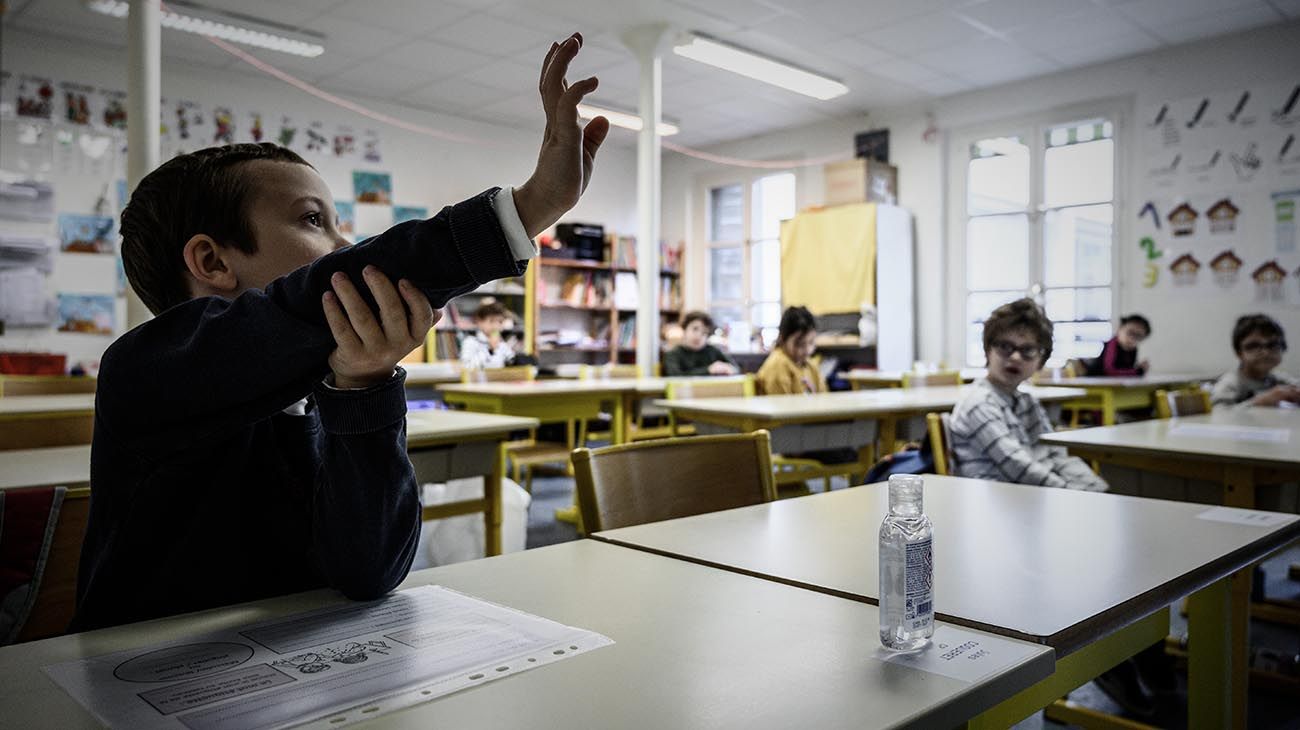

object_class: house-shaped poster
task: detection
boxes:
[1168,203,1198,236]
[1206,198,1239,234]
[1252,260,1287,302]
[1209,249,1243,287]
[1169,253,1201,285]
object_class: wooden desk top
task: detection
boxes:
[439,379,642,397]
[594,476,1300,655]
[0,541,1053,730]
[401,362,462,385]
[406,409,537,443]
[0,394,96,418]
[1029,373,1211,388]
[654,385,1087,422]
[0,445,91,490]
[1040,408,1300,470]
[841,369,986,385]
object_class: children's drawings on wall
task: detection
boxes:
[249,111,264,143]
[1252,260,1287,302]
[392,206,427,225]
[1169,253,1201,286]
[212,106,235,144]
[353,171,392,205]
[335,201,355,241]
[57,214,114,254]
[1206,198,1239,233]
[100,89,127,129]
[1210,250,1243,288]
[1275,190,1298,253]
[56,294,115,335]
[363,129,382,163]
[1168,203,1198,236]
[17,75,54,119]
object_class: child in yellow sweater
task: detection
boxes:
[756,306,824,395]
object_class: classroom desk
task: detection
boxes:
[1030,373,1212,425]
[842,368,986,389]
[0,393,96,449]
[654,385,1087,458]
[0,445,91,490]
[0,540,1054,729]
[593,476,1300,729]
[400,361,462,386]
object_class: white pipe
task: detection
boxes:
[126,0,160,327]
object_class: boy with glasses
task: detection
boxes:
[949,298,1108,491]
[1211,314,1300,407]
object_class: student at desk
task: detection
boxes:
[459,300,519,370]
[662,311,739,376]
[1211,313,1300,407]
[755,306,823,395]
[1086,313,1150,376]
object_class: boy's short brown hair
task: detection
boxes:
[121,143,312,315]
[983,298,1054,363]
[474,300,510,320]
[1232,313,1286,353]
[680,310,714,331]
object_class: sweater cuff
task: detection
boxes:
[450,188,527,285]
[314,367,408,435]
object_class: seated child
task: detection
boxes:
[949,298,1107,491]
[663,310,739,376]
[1211,313,1300,407]
[72,33,609,631]
[755,306,822,395]
[459,300,518,369]
[1088,314,1150,376]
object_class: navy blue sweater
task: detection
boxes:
[72,188,526,631]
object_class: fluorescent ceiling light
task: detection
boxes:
[673,32,847,101]
[578,103,679,136]
[85,0,325,58]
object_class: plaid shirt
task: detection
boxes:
[949,379,1107,491]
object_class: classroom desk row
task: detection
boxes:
[2,476,1295,728]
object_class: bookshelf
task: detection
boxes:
[527,233,684,367]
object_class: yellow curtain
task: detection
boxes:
[779,203,875,314]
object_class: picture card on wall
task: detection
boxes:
[17,75,53,119]
[57,293,115,335]
[335,201,355,239]
[393,206,428,224]
[353,171,392,204]
[100,89,127,129]
[59,81,96,126]
[57,213,115,254]
[212,106,235,144]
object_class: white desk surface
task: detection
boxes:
[594,476,1300,655]
[654,385,1087,421]
[841,368,986,384]
[405,409,537,442]
[439,378,641,397]
[401,362,461,385]
[1029,373,1212,388]
[0,394,96,417]
[0,540,1053,730]
[1040,407,1300,470]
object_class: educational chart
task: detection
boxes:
[45,585,612,730]
[1138,81,1300,307]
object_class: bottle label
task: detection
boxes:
[903,538,933,631]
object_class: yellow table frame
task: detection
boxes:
[406,429,515,557]
[1058,380,1200,426]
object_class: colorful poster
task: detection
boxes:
[1275,190,1298,253]
[248,111,265,143]
[335,201,355,239]
[116,257,127,296]
[363,129,382,163]
[276,115,298,148]
[100,89,127,129]
[173,99,202,142]
[57,214,115,254]
[57,294,115,335]
[212,106,235,144]
[1252,260,1287,302]
[392,205,427,224]
[353,171,392,204]
[59,82,95,126]
[305,121,328,154]
[333,125,356,158]
[117,179,129,212]
[17,75,54,119]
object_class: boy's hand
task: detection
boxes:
[323,266,437,390]
[708,361,739,375]
[1251,385,1300,407]
[514,32,610,238]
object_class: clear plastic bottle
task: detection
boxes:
[879,474,934,650]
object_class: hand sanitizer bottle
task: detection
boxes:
[879,474,934,650]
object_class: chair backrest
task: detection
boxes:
[926,413,956,476]
[461,365,536,383]
[572,431,776,532]
[1154,388,1212,419]
[901,371,961,388]
[0,377,96,397]
[9,486,90,643]
[580,363,642,380]
[664,375,754,400]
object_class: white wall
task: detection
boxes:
[665,19,1300,376]
[0,28,638,369]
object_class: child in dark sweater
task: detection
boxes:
[73,34,610,631]
[1089,314,1150,376]
[663,311,738,376]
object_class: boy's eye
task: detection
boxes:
[302,212,324,227]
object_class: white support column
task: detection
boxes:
[623,25,670,373]
[126,0,161,328]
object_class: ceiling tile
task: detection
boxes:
[911,76,972,96]
[1270,0,1300,17]
[867,57,945,86]
[1112,0,1271,29]
[868,11,991,55]
[820,36,895,71]
[1009,6,1158,53]
[1040,31,1162,66]
[956,0,1094,33]
[324,0,476,33]
[797,0,987,36]
[382,40,498,81]
[319,59,432,98]
[459,59,540,93]
[922,36,1060,83]
[428,12,556,56]
[298,16,406,53]
[1147,4,1285,44]
[203,0,321,27]
[405,76,515,113]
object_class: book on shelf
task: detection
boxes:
[659,276,682,311]
[613,272,639,310]
[611,235,683,274]
[431,330,460,360]
[549,270,610,308]
[617,315,636,349]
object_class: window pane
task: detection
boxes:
[709,184,744,242]
[751,238,781,304]
[967,215,1029,291]
[1051,321,1113,364]
[751,301,782,345]
[968,136,1028,215]
[1044,287,1111,322]
[966,290,1024,365]
[1044,138,1113,207]
[710,246,744,301]
[1043,204,1112,287]
[752,172,795,240]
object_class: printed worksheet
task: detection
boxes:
[45,586,612,729]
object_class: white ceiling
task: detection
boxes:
[6,0,1299,148]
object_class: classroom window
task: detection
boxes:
[706,172,794,350]
[961,117,1116,366]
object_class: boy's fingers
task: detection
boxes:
[398,280,435,341]
[330,272,381,346]
[582,115,609,159]
[539,42,558,98]
[542,34,581,108]
[362,266,408,343]
[322,291,362,351]
[558,76,599,124]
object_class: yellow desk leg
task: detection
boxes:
[878,416,898,456]
[1188,571,1250,730]
[1100,388,1116,426]
[557,394,610,530]
[485,442,505,556]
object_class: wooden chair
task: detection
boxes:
[926,412,956,477]
[459,365,571,492]
[0,376,96,397]
[6,486,90,643]
[572,430,776,532]
[1154,388,1212,419]
[900,371,961,388]
[577,364,673,445]
[663,375,755,437]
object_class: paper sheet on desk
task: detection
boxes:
[44,586,612,730]
[1167,422,1290,443]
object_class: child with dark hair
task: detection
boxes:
[460,300,518,370]
[74,34,610,631]
[755,306,822,395]
[949,298,1107,491]
[662,310,738,376]
[1211,313,1299,407]
[1088,314,1151,376]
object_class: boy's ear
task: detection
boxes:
[182,234,239,293]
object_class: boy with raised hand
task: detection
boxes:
[73,33,610,631]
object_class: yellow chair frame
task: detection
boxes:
[1153,388,1212,419]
